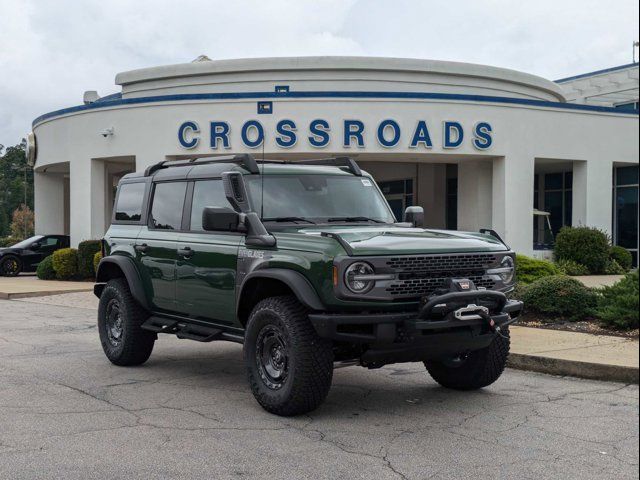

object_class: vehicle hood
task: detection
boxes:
[273,225,508,255]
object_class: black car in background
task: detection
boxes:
[0,235,70,276]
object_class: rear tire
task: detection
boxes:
[97,278,155,366]
[425,328,510,390]
[244,295,334,416]
[0,255,22,277]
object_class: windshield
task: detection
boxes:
[245,175,396,223]
[10,235,43,249]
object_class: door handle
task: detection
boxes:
[134,243,149,253]
[177,247,194,258]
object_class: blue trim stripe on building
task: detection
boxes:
[32,90,639,126]
[555,62,639,83]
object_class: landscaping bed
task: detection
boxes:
[515,313,639,339]
[513,226,638,338]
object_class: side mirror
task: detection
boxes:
[31,242,42,250]
[202,206,240,232]
[403,206,424,227]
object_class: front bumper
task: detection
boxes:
[309,290,523,367]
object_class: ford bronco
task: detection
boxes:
[94,155,523,416]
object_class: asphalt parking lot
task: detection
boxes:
[0,298,638,480]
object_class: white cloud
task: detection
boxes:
[0,0,637,146]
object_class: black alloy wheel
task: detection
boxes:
[255,325,289,390]
[105,298,125,347]
[0,256,22,277]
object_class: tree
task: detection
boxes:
[0,142,33,237]
[10,204,35,239]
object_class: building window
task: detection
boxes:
[613,165,639,267]
[614,101,639,112]
[543,172,572,236]
[533,172,572,249]
[379,179,413,221]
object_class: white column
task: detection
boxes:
[572,159,613,234]
[417,163,447,228]
[69,158,93,246]
[457,160,492,232]
[34,171,66,235]
[492,154,535,255]
[90,159,107,238]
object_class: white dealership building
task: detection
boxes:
[29,57,639,262]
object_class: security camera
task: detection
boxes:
[100,127,114,137]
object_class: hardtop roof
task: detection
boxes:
[120,162,366,183]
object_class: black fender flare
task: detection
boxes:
[94,256,151,311]
[238,268,325,312]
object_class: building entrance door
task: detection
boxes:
[378,179,413,221]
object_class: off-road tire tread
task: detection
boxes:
[245,295,334,416]
[98,278,155,366]
[425,327,510,390]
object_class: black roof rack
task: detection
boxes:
[143,155,361,177]
[251,156,362,176]
[144,154,259,176]
[291,157,362,176]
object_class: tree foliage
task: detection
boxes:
[0,142,33,237]
[10,204,34,239]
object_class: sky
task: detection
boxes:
[0,0,638,147]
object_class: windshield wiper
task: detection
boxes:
[263,216,316,224]
[327,216,385,223]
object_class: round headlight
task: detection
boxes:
[344,262,375,293]
[500,256,515,283]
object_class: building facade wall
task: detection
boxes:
[31,58,639,255]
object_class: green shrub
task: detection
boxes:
[522,275,598,320]
[36,255,56,280]
[554,226,610,274]
[604,259,626,275]
[77,240,101,278]
[52,248,78,280]
[596,271,639,329]
[93,251,103,274]
[609,246,633,271]
[556,259,590,276]
[515,254,561,285]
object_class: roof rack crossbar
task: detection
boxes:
[143,155,361,177]
[289,157,362,176]
[144,154,259,176]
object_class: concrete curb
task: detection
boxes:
[508,353,639,384]
[0,289,93,300]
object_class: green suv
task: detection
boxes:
[95,155,522,416]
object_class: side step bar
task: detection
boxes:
[142,316,241,343]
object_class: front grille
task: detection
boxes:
[384,253,499,297]
[386,253,499,272]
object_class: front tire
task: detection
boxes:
[425,328,510,390]
[0,255,22,276]
[244,296,334,416]
[97,278,155,366]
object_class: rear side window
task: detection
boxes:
[190,180,232,231]
[115,183,146,221]
[150,182,187,230]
